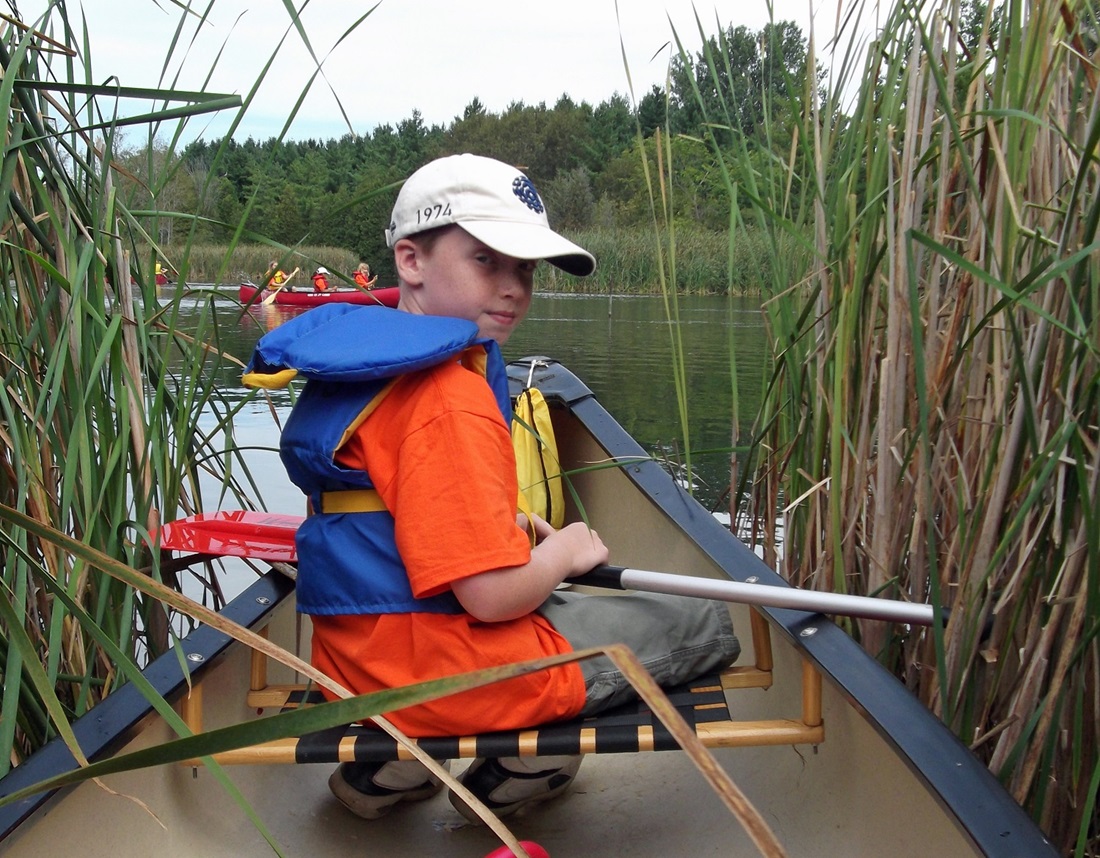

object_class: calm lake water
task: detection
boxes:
[181,290,768,518]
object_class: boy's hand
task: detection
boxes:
[453,514,610,622]
[530,514,609,577]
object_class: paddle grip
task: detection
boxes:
[571,565,627,590]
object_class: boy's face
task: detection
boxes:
[395,226,536,346]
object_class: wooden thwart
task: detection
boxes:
[180,610,824,766]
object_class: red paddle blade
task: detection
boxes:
[158,511,304,561]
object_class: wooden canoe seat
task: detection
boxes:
[180,609,824,766]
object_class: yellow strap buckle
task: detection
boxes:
[319,489,387,514]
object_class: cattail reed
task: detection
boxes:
[675,1,1100,851]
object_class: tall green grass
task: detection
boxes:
[0,0,379,786]
[675,0,1100,852]
[539,225,786,294]
[0,8,258,769]
[166,243,369,287]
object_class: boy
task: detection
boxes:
[244,154,739,823]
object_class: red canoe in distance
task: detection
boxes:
[128,273,172,287]
[239,281,400,308]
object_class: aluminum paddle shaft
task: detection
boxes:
[576,565,937,627]
[156,513,938,626]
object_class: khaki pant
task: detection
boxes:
[537,590,741,716]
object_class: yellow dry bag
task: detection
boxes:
[512,386,565,529]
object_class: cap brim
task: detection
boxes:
[461,221,596,277]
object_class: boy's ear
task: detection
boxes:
[393,238,423,286]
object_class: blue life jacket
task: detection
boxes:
[243,305,512,615]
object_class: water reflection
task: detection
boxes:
[506,293,768,510]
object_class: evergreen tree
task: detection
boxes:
[170,18,812,254]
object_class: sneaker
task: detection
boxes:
[328,760,445,820]
[448,756,582,823]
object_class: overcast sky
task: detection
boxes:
[25,0,866,143]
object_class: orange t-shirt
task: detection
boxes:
[309,358,585,736]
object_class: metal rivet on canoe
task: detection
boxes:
[256,596,272,606]
[799,627,818,638]
[186,653,205,663]
[745,576,759,583]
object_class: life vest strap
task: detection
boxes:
[319,488,387,514]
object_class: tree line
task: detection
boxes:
[123,19,815,285]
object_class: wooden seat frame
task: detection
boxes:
[180,608,824,766]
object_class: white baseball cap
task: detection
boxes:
[385,154,596,276]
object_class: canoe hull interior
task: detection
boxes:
[0,358,1055,858]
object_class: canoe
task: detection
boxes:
[0,357,1057,858]
[239,281,400,308]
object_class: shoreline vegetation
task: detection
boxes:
[168,226,788,296]
[713,2,1100,854]
[1,1,1098,855]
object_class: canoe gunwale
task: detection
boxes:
[0,572,293,842]
[505,356,1056,858]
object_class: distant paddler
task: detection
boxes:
[311,267,332,292]
[154,260,174,286]
[263,261,301,305]
[353,262,377,289]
